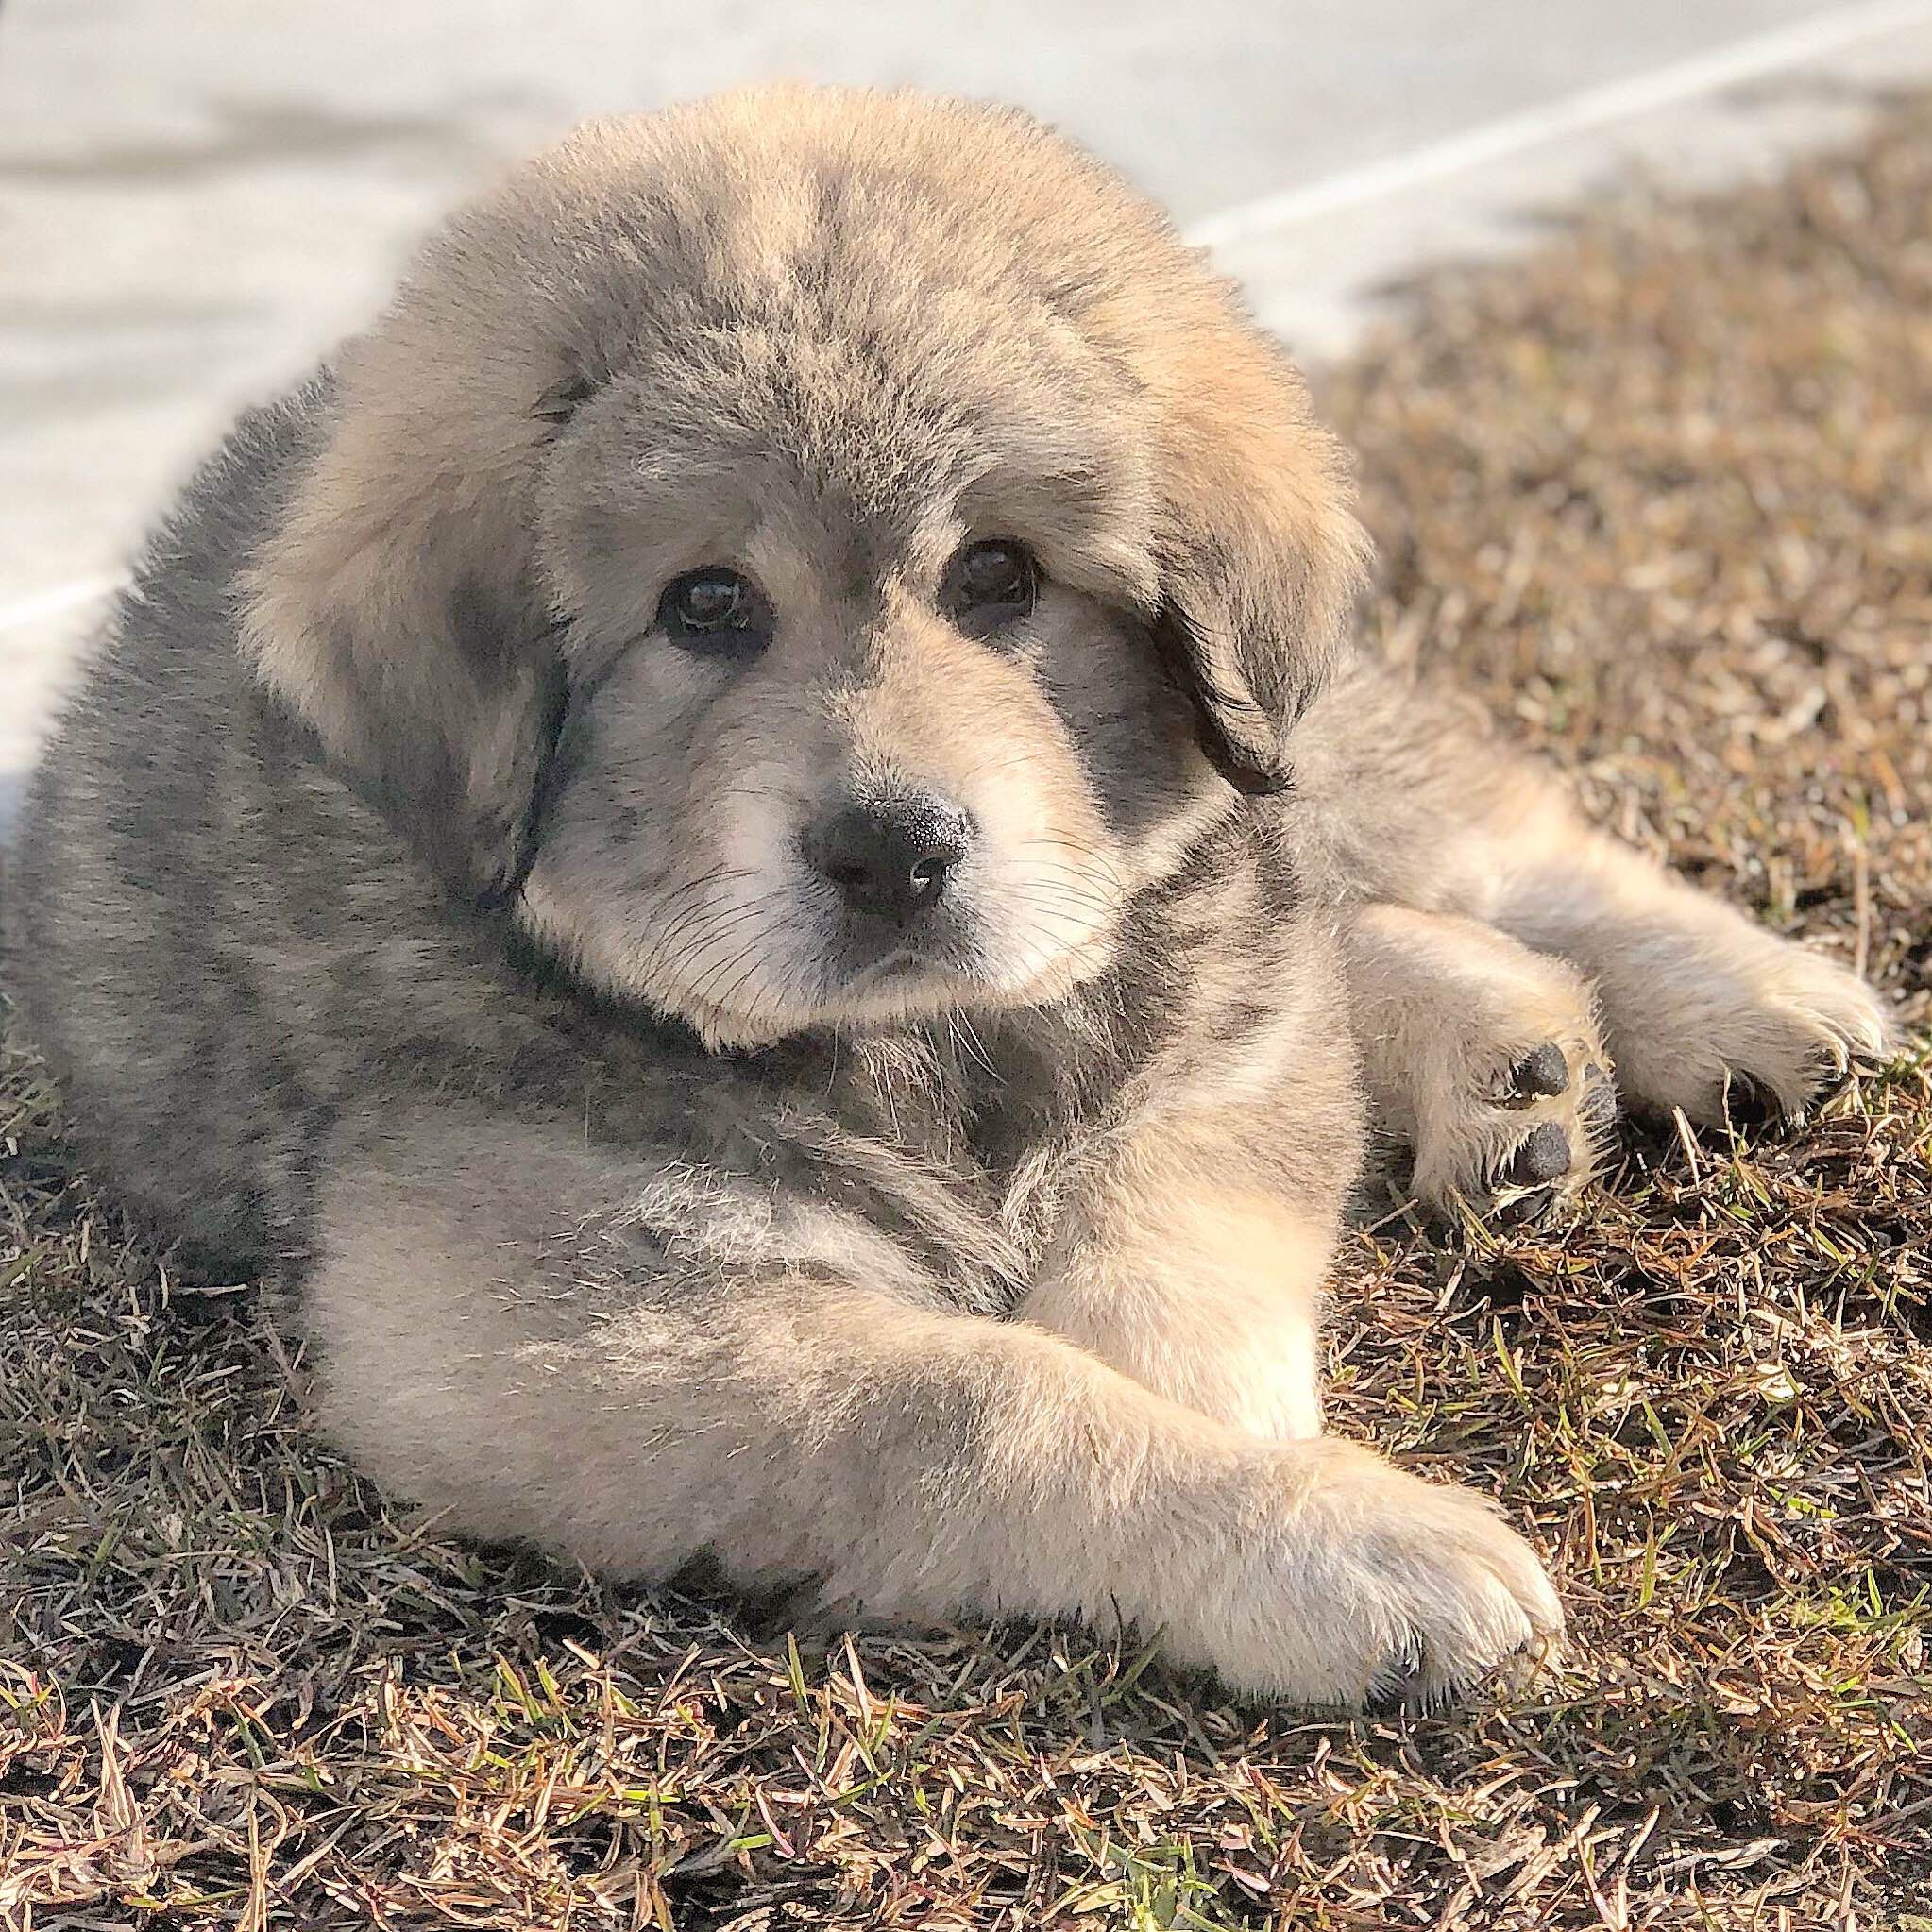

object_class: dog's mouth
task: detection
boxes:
[784,897,994,1020]
[840,945,933,986]
[651,873,1117,1047]
[822,894,977,978]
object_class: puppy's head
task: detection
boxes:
[245,88,1368,1044]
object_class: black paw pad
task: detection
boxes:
[1508,1121,1571,1186]
[1507,1043,1571,1103]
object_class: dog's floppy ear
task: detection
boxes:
[1153,330,1371,793]
[241,365,574,910]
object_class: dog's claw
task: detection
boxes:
[1365,1629,1429,1711]
[1722,1072,1788,1130]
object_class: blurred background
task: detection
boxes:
[4,0,1931,825]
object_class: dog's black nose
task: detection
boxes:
[805,795,973,925]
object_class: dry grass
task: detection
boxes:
[5,100,1931,1932]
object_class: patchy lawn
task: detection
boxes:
[4,99,1929,1932]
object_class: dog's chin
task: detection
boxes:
[668,918,1120,1051]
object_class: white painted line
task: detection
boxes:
[0,571,127,636]
[1184,0,1932,250]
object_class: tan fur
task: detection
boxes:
[312,1106,1555,1705]
[1344,905,1609,1212]
[1025,1184,1330,1442]
[242,88,1368,921]
[226,82,1551,1698]
[19,85,1888,1714]
[1484,808,1889,1117]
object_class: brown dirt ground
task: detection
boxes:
[4,96,1930,1932]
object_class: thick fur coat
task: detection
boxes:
[12,89,1886,1704]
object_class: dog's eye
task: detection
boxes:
[657,567,771,655]
[941,538,1038,639]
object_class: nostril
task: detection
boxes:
[907,850,957,907]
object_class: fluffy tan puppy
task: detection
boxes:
[14,88,1886,1707]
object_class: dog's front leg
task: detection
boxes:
[303,1103,1557,1704]
[1018,1118,1335,1442]
[1015,908,1363,1444]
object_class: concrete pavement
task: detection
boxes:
[5,0,1932,820]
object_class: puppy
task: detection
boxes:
[12,87,1885,1705]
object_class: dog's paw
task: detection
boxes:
[1197,1440,1564,1708]
[1349,1466,1566,1710]
[1603,926,1890,1126]
[1347,905,1618,1226]
[1412,1024,1618,1225]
